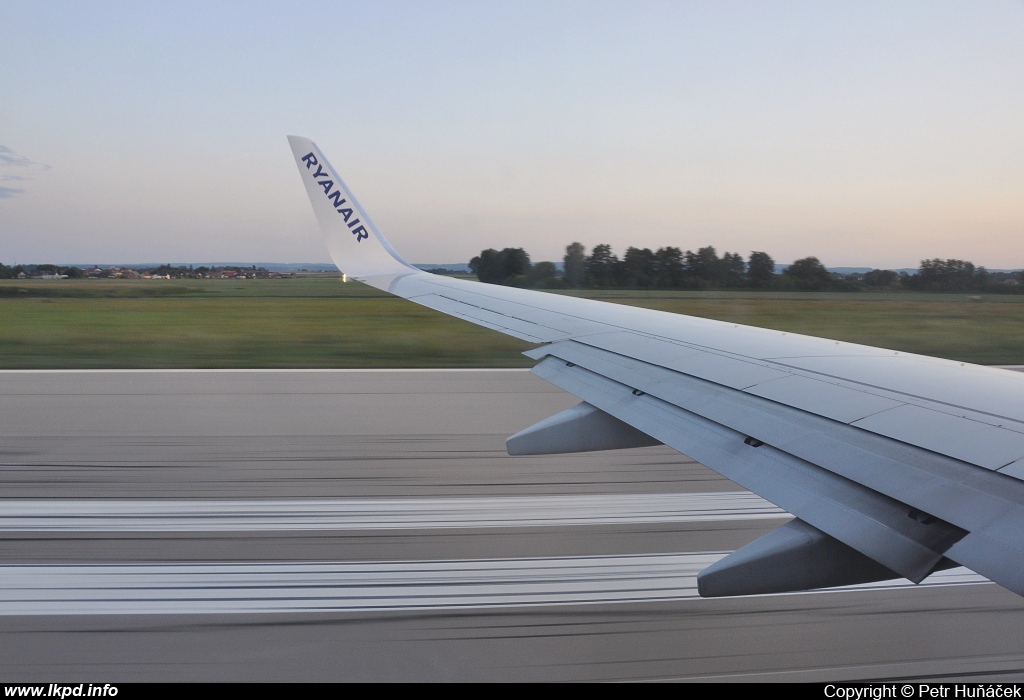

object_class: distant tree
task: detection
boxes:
[65,266,85,279]
[499,248,531,286]
[747,252,775,288]
[911,259,983,292]
[784,257,831,290]
[586,244,619,286]
[721,252,746,287]
[469,247,531,286]
[685,246,720,285]
[862,269,899,287]
[563,242,586,288]
[469,249,502,284]
[622,247,656,287]
[976,266,990,287]
[526,261,559,288]
[654,247,684,287]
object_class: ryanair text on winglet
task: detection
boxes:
[300,152,369,242]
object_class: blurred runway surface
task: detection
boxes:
[1,369,1023,681]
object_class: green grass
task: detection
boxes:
[2,277,1023,368]
[596,294,1024,366]
[0,275,390,299]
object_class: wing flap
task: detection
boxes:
[532,356,965,582]
[773,355,1024,430]
[573,331,705,365]
[531,340,1024,524]
[661,351,791,390]
[947,530,1024,596]
[530,339,1024,593]
[745,374,906,424]
[852,405,1024,470]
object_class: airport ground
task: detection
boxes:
[1,370,1024,682]
[4,277,1024,367]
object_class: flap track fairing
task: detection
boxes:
[697,518,957,597]
[506,402,662,456]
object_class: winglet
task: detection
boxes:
[287,136,416,284]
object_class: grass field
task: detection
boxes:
[2,276,1024,368]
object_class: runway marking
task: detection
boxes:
[0,493,787,532]
[0,554,989,616]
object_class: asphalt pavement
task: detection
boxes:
[0,369,1022,682]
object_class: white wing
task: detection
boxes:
[289,136,1024,598]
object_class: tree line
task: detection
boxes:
[468,244,1024,293]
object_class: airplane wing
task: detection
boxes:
[288,135,1024,598]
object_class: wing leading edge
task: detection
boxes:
[288,137,1024,598]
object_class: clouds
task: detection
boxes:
[0,145,48,199]
[0,146,30,167]
[0,145,47,169]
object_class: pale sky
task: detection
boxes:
[2,1,1023,268]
